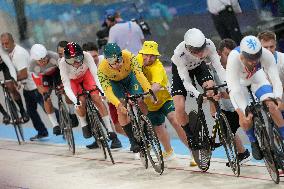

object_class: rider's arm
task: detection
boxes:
[58,60,77,104]
[208,40,226,83]
[97,68,121,107]
[175,60,200,97]
[84,52,104,92]
[226,51,248,113]
[264,51,283,99]
[130,55,151,92]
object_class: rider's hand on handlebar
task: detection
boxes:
[118,103,128,115]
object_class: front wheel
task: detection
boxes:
[59,103,75,154]
[218,113,240,176]
[140,115,164,174]
[191,110,212,172]
[254,117,279,184]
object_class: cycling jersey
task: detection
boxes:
[136,54,172,111]
[226,47,282,113]
[29,51,59,76]
[59,51,101,104]
[171,39,226,97]
[273,51,284,85]
[98,50,151,107]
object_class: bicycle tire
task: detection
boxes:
[96,112,115,164]
[254,117,280,184]
[87,101,115,164]
[140,115,164,174]
[6,98,23,144]
[191,110,212,172]
[218,112,240,176]
[59,103,75,154]
[128,108,148,169]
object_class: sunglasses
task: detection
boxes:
[65,55,84,65]
[106,56,123,65]
[185,41,206,54]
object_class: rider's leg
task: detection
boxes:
[65,94,79,127]
[108,102,125,136]
[167,110,188,148]
[264,100,284,138]
[76,96,92,138]
[37,85,60,135]
[251,70,284,139]
[91,93,114,132]
[147,109,172,153]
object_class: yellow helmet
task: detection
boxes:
[139,41,160,56]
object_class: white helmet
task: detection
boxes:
[240,35,262,60]
[30,44,47,60]
[184,28,206,48]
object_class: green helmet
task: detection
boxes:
[103,43,122,59]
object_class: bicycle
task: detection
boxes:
[77,85,115,164]
[124,91,164,174]
[0,80,25,145]
[44,83,75,155]
[246,85,284,184]
[191,84,239,176]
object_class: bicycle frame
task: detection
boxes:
[246,85,280,183]
[0,80,24,144]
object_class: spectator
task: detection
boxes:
[108,11,144,55]
[96,9,118,50]
[207,0,242,44]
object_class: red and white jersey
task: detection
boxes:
[59,51,101,104]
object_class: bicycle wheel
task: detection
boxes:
[59,103,75,154]
[254,117,280,184]
[140,115,164,174]
[270,126,284,170]
[218,113,240,176]
[129,108,148,169]
[87,103,115,164]
[6,98,23,144]
[191,111,212,172]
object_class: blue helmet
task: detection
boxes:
[240,35,262,60]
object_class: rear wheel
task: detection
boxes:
[6,98,23,144]
[255,117,279,184]
[218,113,240,176]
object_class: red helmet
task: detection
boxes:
[64,42,83,59]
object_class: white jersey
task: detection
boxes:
[226,47,282,112]
[207,0,242,14]
[273,51,284,85]
[0,46,17,81]
[171,39,226,97]
[59,51,101,104]
[9,44,37,91]
[29,51,59,76]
